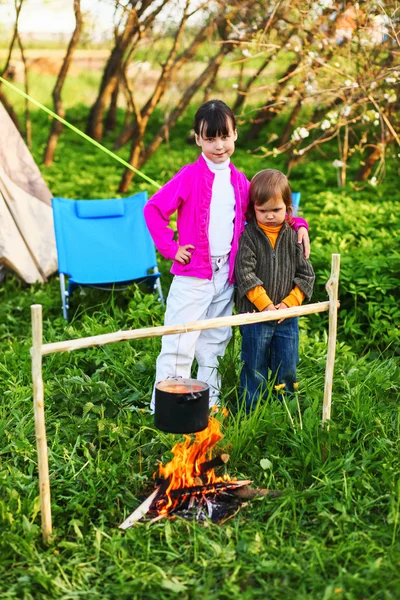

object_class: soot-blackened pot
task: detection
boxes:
[154,378,209,434]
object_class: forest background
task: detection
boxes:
[0,1,399,598]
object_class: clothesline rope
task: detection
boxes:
[0,76,162,190]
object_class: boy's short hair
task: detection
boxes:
[247,169,293,221]
[194,99,236,139]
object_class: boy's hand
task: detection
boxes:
[275,301,288,324]
[175,244,195,265]
[297,226,310,259]
[262,303,277,312]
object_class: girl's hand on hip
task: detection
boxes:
[297,226,310,259]
[175,244,195,264]
[275,302,289,324]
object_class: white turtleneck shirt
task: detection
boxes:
[202,153,236,258]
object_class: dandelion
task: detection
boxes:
[274,383,286,391]
[321,119,331,130]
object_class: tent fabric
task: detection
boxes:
[0,102,57,283]
[0,103,52,206]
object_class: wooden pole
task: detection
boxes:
[31,304,52,542]
[322,254,341,424]
[41,300,331,356]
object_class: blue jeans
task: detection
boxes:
[239,317,299,412]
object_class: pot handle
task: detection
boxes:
[176,392,203,404]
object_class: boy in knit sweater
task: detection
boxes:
[235,169,315,411]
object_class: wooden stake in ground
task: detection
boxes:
[31,304,52,542]
[322,254,340,424]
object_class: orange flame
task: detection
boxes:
[156,417,231,512]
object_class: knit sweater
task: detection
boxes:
[235,219,315,314]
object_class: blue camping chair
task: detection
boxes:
[291,192,301,216]
[52,192,163,320]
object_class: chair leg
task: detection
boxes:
[59,273,69,320]
[153,266,164,304]
[155,278,164,304]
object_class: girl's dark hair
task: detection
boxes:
[194,99,236,138]
[247,169,293,222]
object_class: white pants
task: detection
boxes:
[151,256,233,411]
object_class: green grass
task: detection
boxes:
[0,106,399,599]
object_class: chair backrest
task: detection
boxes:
[291,192,301,216]
[52,192,157,284]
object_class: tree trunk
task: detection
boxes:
[245,60,299,141]
[105,76,120,132]
[16,27,31,147]
[0,0,24,77]
[355,141,389,181]
[87,0,169,142]
[0,0,24,133]
[118,47,230,193]
[86,9,140,141]
[43,0,82,166]
[113,14,218,151]
[232,56,271,114]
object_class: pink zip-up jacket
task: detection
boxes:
[143,155,308,284]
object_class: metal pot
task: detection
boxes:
[154,378,209,434]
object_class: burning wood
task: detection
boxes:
[199,453,230,474]
[168,479,252,499]
[119,418,279,528]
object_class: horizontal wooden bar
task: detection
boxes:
[38,301,330,357]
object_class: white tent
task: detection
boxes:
[0,102,57,283]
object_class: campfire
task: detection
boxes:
[119,416,280,529]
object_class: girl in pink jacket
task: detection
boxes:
[144,99,309,410]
